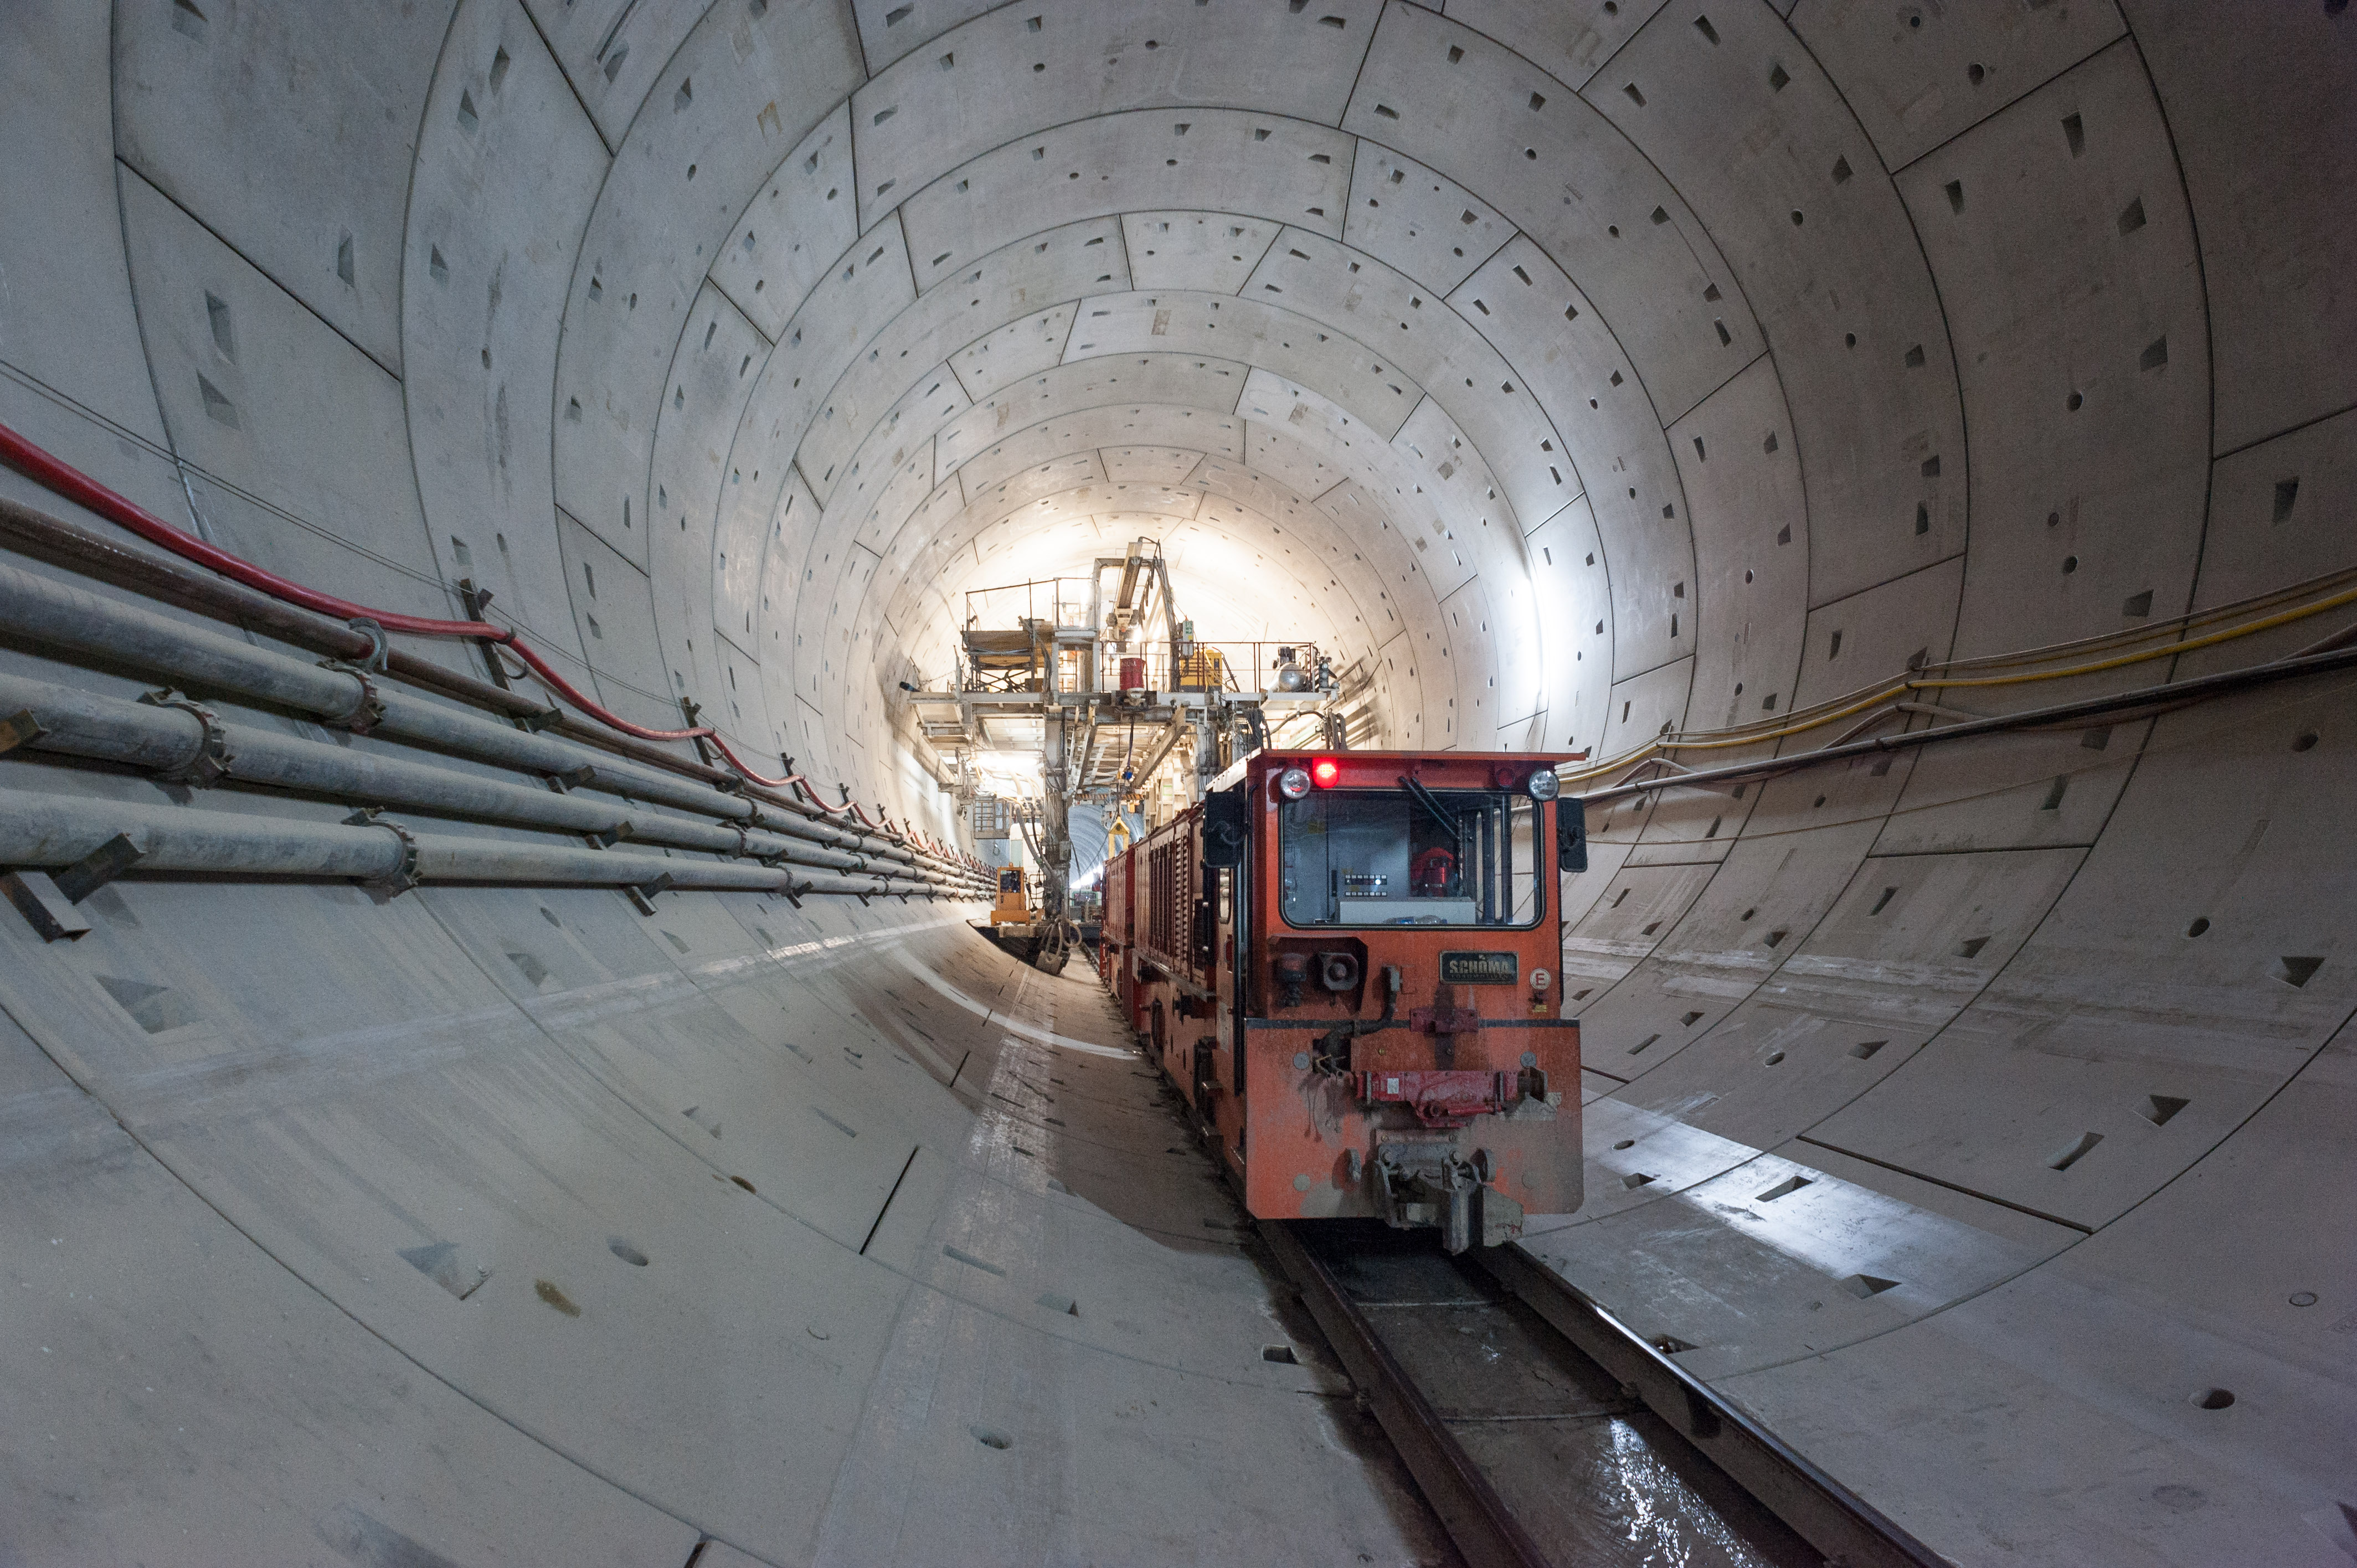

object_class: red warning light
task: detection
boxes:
[1311,758,1340,787]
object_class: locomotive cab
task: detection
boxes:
[1113,751,1584,1252]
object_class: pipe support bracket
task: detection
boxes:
[138,689,234,786]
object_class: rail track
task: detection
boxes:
[1260,1220,1950,1568]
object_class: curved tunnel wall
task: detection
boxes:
[1,0,2353,1561]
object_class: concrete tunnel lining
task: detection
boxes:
[1,0,2354,1562]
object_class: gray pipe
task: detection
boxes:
[0,564,988,891]
[0,670,930,879]
[0,786,950,899]
[0,493,985,879]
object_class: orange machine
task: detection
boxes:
[1108,751,1586,1251]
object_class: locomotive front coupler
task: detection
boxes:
[1310,963,1403,1077]
[1363,1139,1517,1254]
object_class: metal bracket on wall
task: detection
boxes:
[0,707,49,755]
[2,870,91,942]
[343,616,391,672]
[138,689,234,786]
[624,871,675,916]
[678,697,718,767]
[314,659,387,734]
[454,581,510,692]
[52,831,148,903]
[343,807,420,896]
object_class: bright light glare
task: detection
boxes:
[1311,758,1340,786]
[969,750,1043,795]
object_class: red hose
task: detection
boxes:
[0,419,974,863]
[0,421,505,641]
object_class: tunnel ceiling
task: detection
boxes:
[43,0,2349,833]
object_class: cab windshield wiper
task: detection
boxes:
[1397,773,1458,834]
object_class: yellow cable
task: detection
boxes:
[1558,578,2357,786]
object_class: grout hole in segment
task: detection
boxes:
[2062,112,2086,154]
[1622,1172,1657,1189]
[2273,955,2324,988]
[1843,1273,1900,1298]
[1849,1040,1887,1060]
[2047,1131,2103,1171]
[2140,1095,2190,1127]
[1756,1175,1812,1202]
[609,1239,649,1266]
[2273,477,2301,521]
[2190,1388,2234,1410]
[205,293,235,359]
[1262,1344,1299,1364]
[970,1425,1013,1449]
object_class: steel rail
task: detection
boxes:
[1473,1244,1948,1568]
[1260,1219,1945,1568]
[1259,1222,1552,1568]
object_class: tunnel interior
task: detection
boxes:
[1,1,2354,1563]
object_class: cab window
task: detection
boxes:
[1279,787,1541,927]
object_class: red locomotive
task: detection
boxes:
[1100,751,1586,1251]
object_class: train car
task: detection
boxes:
[1110,750,1586,1251]
[1099,839,1136,1022]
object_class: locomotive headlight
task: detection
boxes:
[1276,766,1314,800]
[1527,768,1561,802]
[1311,757,1340,787]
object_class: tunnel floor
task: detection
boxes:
[925,940,1825,1568]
